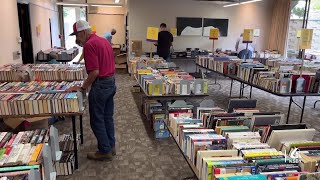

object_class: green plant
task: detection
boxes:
[292,7,305,18]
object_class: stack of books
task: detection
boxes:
[0,92,81,115]
[196,55,320,94]
[136,67,208,96]
[54,151,75,176]
[0,81,83,93]
[0,130,49,167]
[0,64,86,82]
[58,134,80,152]
[164,100,320,180]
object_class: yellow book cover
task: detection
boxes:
[29,144,43,165]
[244,151,283,158]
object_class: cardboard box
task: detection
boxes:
[131,40,142,56]
[4,117,49,130]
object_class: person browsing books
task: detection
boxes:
[103,28,117,44]
[235,33,254,59]
[155,23,173,62]
[67,20,117,161]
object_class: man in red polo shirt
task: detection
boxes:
[67,20,116,161]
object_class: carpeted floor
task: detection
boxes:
[54,71,320,180]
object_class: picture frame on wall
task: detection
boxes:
[202,18,229,37]
[176,17,203,36]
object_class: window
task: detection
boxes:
[63,7,86,50]
[306,0,320,57]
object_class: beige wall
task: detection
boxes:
[0,0,22,65]
[128,0,274,52]
[88,6,126,45]
[29,0,61,62]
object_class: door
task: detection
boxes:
[17,3,34,64]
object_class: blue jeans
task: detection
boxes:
[238,50,253,59]
[89,77,116,154]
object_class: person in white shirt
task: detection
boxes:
[235,33,254,59]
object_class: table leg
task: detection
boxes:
[286,97,293,124]
[250,86,253,99]
[314,100,320,108]
[300,96,307,123]
[229,79,233,97]
[80,115,83,144]
[239,83,243,98]
[72,115,78,170]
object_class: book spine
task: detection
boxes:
[17,143,31,165]
[11,132,24,147]
[0,147,13,166]
[29,144,43,165]
[5,144,24,165]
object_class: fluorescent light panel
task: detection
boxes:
[223,3,240,7]
[56,2,123,7]
[56,2,88,6]
[223,0,262,7]
[240,0,262,4]
[115,0,120,3]
[89,4,122,7]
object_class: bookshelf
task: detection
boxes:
[195,63,320,124]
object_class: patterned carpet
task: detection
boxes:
[51,71,320,180]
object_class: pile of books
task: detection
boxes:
[59,134,80,152]
[0,64,86,82]
[196,55,320,94]
[0,92,81,115]
[54,151,75,176]
[165,100,320,180]
[0,81,83,93]
[136,67,208,96]
[0,129,49,167]
[143,100,168,139]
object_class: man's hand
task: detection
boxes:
[66,85,82,92]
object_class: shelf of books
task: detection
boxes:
[196,56,320,96]
[0,64,86,82]
[0,126,68,179]
[161,100,320,180]
[132,57,209,97]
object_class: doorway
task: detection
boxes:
[63,6,87,50]
[17,3,34,64]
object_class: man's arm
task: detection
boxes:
[82,70,99,89]
[76,53,84,64]
[235,39,240,51]
[66,70,98,92]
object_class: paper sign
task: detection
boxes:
[296,30,301,38]
[243,29,253,43]
[146,27,159,42]
[299,29,313,49]
[253,29,260,37]
[209,28,219,40]
[171,28,177,37]
[91,25,97,33]
[36,25,41,36]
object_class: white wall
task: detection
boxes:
[0,0,22,65]
[29,0,61,62]
[128,0,274,52]
[88,6,126,45]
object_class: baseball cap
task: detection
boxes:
[69,20,91,36]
